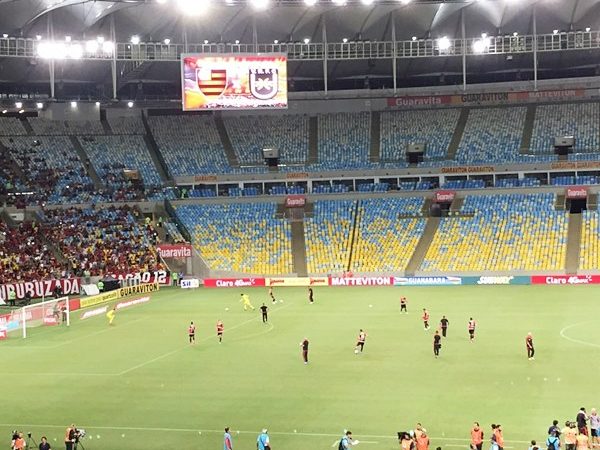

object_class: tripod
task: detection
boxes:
[74,437,86,450]
[25,434,37,450]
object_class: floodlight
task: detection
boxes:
[71,101,77,108]
[65,35,71,42]
[95,102,101,106]
[176,0,208,16]
[37,41,67,59]
[15,102,22,109]
[332,0,347,5]
[250,0,269,9]
[2,34,8,38]
[438,36,451,51]
[342,38,348,43]
[472,39,486,53]
[399,0,412,4]
[131,35,140,45]
[36,103,43,109]
[303,38,310,44]
[361,0,374,4]
[102,41,114,54]
[274,39,279,44]
[68,43,83,59]
[164,38,171,45]
[304,0,317,5]
[86,40,99,52]
[412,36,417,41]
[97,36,105,43]
[586,27,591,32]
[204,39,209,44]
[36,35,42,40]
[235,40,240,44]
[1,110,6,114]
[156,0,167,3]
[18,110,24,114]
[553,29,558,35]
[481,32,487,38]
[127,101,134,108]
[513,32,518,36]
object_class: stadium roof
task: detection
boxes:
[0,0,599,95]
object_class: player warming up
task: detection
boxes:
[216,321,224,343]
[355,329,367,354]
[240,293,254,311]
[433,330,442,358]
[269,287,277,304]
[468,318,476,341]
[308,287,314,304]
[422,308,430,330]
[260,303,269,323]
[526,332,535,360]
[440,315,449,337]
[300,338,309,364]
[106,306,116,326]
[188,321,196,344]
[400,296,408,313]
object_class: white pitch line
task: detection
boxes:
[0,424,531,444]
[559,322,600,348]
[118,303,291,375]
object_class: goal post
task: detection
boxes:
[20,296,70,339]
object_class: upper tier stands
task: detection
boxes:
[0,220,62,284]
[108,116,145,135]
[380,109,459,162]
[315,112,373,170]
[0,118,27,136]
[148,115,231,176]
[40,206,162,276]
[28,118,105,135]
[81,135,162,190]
[530,103,599,154]
[175,203,293,274]
[224,114,309,165]
[350,197,426,272]
[305,200,356,274]
[422,193,567,272]
[1,136,101,204]
[456,107,526,164]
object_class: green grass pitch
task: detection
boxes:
[2,285,599,450]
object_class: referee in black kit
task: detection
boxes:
[260,303,269,323]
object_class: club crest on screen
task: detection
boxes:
[196,68,227,97]
[249,68,278,100]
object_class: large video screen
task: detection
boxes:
[181,54,288,111]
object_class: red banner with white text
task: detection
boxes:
[531,275,600,285]
[204,278,266,288]
[157,244,193,259]
[0,278,81,302]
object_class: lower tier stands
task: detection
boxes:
[175,203,293,274]
[350,198,426,272]
[579,210,600,270]
[421,193,568,272]
[304,200,356,274]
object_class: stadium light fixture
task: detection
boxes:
[332,0,347,5]
[18,110,24,114]
[97,36,105,43]
[15,102,22,109]
[235,39,240,44]
[412,36,417,41]
[204,39,209,44]
[164,38,171,45]
[438,36,451,51]
[553,29,558,34]
[156,0,167,3]
[303,38,310,44]
[1,110,6,114]
[399,0,412,4]
[361,0,374,4]
[2,34,8,38]
[273,39,279,44]
[586,27,591,32]
[250,0,269,9]
[127,101,134,108]
[95,102,101,106]
[304,0,317,5]
[176,0,208,16]
[342,38,348,43]
[131,35,140,45]
[102,41,114,54]
[36,35,42,40]
[513,32,518,36]
[36,103,43,109]
[86,40,99,53]
[71,101,77,108]
[68,43,83,59]
[65,35,71,42]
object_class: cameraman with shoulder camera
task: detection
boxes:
[64,424,76,450]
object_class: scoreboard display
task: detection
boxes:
[181,54,288,111]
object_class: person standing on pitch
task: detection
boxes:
[257,429,270,450]
[308,287,314,304]
[216,320,224,343]
[300,338,309,364]
[588,409,600,447]
[106,306,116,326]
[471,422,484,450]
[577,408,589,437]
[223,427,233,450]
[269,287,277,304]
[526,332,535,360]
[400,296,408,313]
[355,329,367,354]
[440,316,449,337]
[422,308,430,330]
[188,321,196,344]
[339,431,356,449]
[433,330,442,358]
[260,303,268,323]
[468,318,477,341]
[240,293,254,311]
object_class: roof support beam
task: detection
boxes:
[322,14,328,94]
[461,7,466,91]
[533,2,538,91]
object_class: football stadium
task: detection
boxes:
[3,0,600,449]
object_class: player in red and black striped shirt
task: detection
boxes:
[188,322,196,344]
[217,321,224,343]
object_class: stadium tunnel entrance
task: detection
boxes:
[567,198,587,213]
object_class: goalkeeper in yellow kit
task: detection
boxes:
[106,306,116,325]
[240,293,254,311]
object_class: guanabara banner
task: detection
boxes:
[181,54,288,110]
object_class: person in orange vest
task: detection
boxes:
[422,309,430,330]
[471,422,484,450]
[493,424,504,450]
[416,431,430,450]
[400,432,415,450]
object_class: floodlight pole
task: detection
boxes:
[110,15,117,100]
[323,16,328,94]
[461,8,467,92]
[391,11,397,94]
[252,17,258,52]
[533,3,538,91]
[47,12,55,99]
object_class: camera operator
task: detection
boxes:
[39,436,51,450]
[64,424,76,450]
[12,432,25,450]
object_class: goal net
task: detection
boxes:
[17,296,70,339]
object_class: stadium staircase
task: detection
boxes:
[451,196,465,212]
[214,114,240,168]
[421,198,433,215]
[0,140,27,182]
[566,213,583,274]
[291,222,308,276]
[555,193,566,211]
[346,200,361,272]
[307,116,319,164]
[589,192,598,209]
[445,107,470,160]
[405,216,441,276]
[69,136,103,190]
[100,116,113,134]
[21,118,35,135]
[519,105,537,154]
[369,111,381,163]
[0,209,16,226]
[141,113,172,183]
